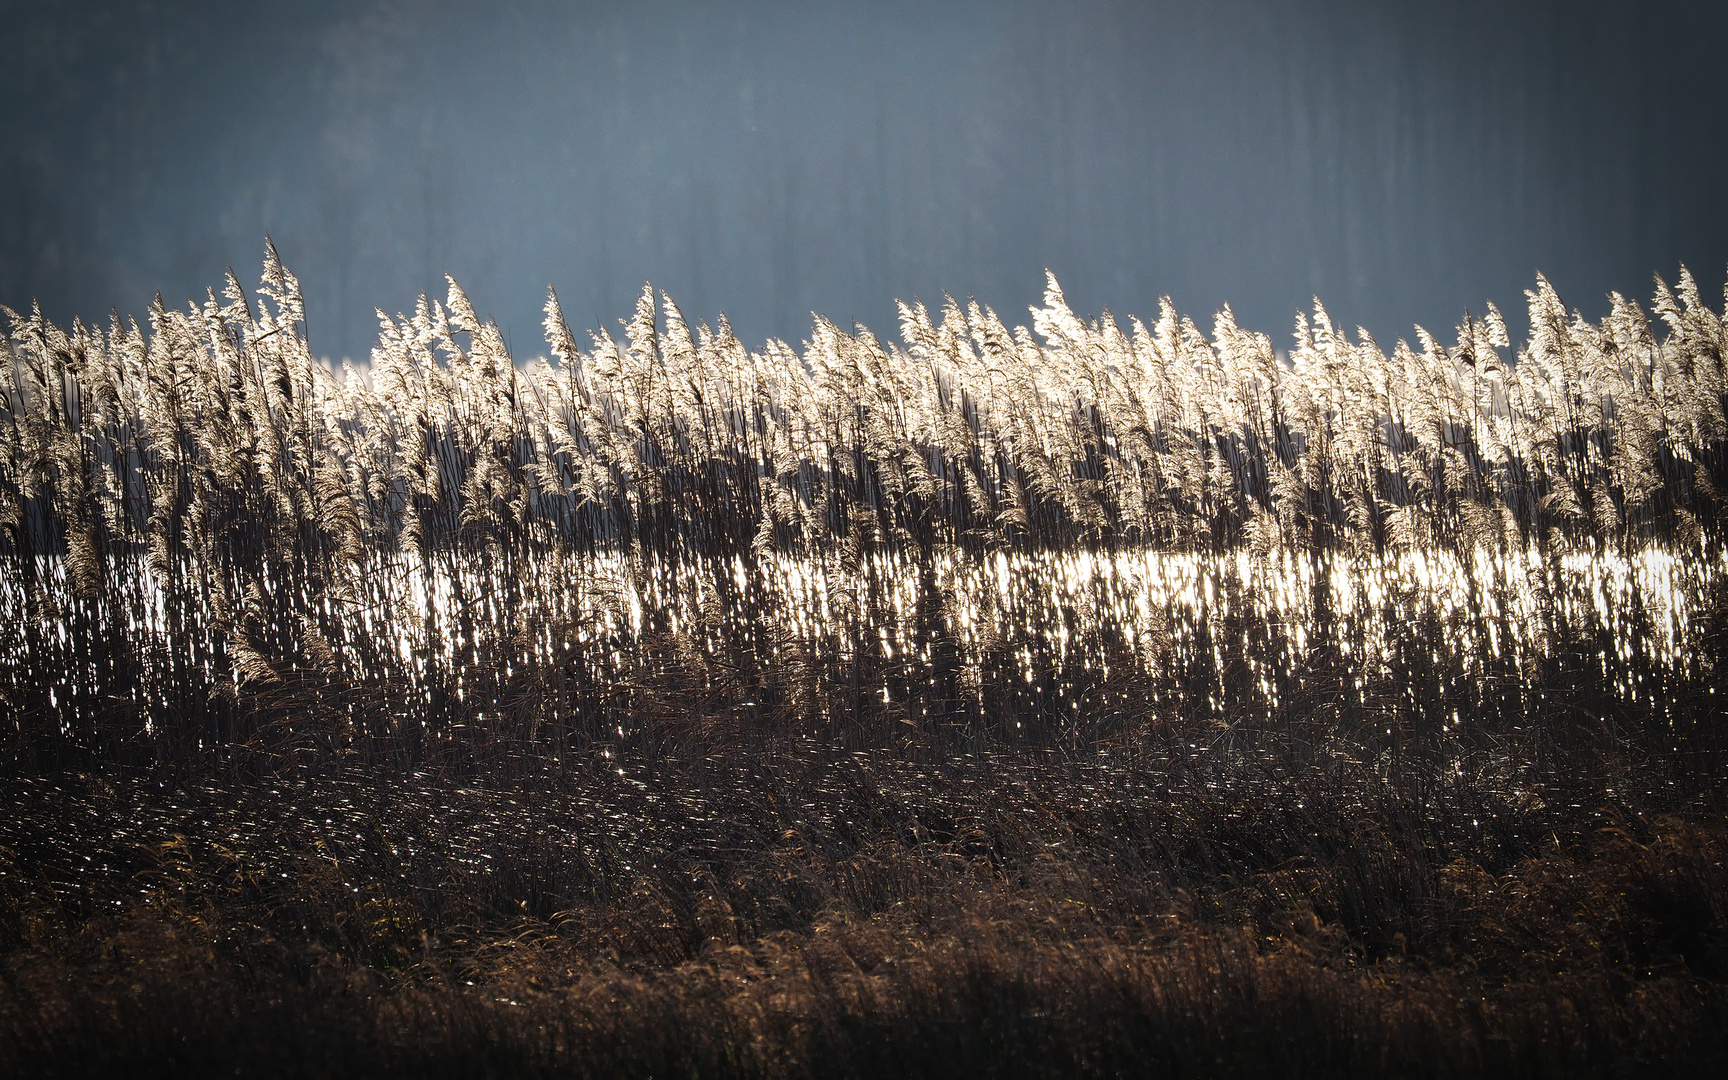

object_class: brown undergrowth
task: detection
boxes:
[2,730,1725,1078]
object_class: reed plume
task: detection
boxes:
[2,249,1722,767]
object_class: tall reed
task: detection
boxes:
[2,247,1723,770]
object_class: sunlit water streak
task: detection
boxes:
[3,535,1718,748]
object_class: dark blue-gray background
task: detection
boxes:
[4,0,1725,360]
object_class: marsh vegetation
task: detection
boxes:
[2,250,1724,1075]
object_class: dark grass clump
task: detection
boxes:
[3,703,1725,1078]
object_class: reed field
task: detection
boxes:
[1,247,1725,1076]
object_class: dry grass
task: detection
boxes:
[4,250,1724,767]
[3,254,1725,1073]
[2,721,1724,1078]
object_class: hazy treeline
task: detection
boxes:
[7,1,1727,361]
[1,249,1724,767]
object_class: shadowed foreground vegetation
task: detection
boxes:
[3,705,1726,1078]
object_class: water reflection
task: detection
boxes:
[4,535,1716,746]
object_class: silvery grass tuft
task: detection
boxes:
[1,244,1723,769]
